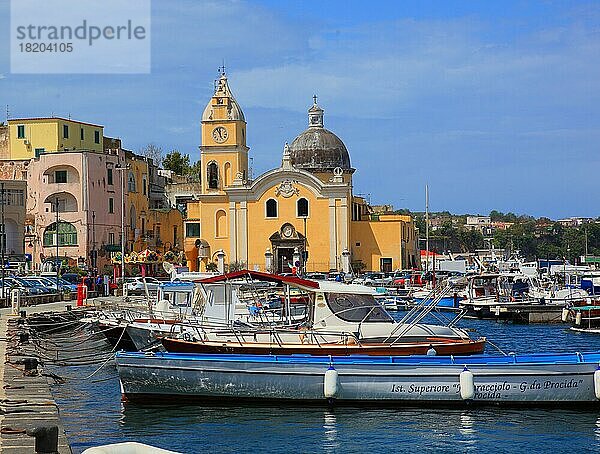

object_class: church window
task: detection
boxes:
[207,162,219,189]
[297,198,309,217]
[266,199,278,218]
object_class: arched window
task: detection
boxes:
[215,210,227,238]
[266,199,278,218]
[127,172,136,192]
[207,162,219,189]
[130,205,137,231]
[224,162,231,187]
[297,198,309,217]
[43,222,77,246]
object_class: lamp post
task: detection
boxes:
[91,210,97,274]
[1,182,5,301]
[302,215,308,275]
[115,163,130,297]
[55,197,60,291]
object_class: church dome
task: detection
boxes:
[288,98,351,172]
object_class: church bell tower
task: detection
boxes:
[200,70,249,194]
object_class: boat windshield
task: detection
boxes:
[325,292,393,323]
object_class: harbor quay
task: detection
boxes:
[0,301,76,454]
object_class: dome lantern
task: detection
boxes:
[308,94,324,128]
[287,97,353,173]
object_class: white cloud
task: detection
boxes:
[227,16,600,123]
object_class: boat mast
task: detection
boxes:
[425,184,429,274]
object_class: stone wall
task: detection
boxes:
[0,160,29,180]
[0,125,9,160]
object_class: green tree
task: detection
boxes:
[186,160,203,182]
[163,151,190,175]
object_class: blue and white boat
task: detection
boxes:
[116,350,600,405]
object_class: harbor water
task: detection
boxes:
[49,316,600,453]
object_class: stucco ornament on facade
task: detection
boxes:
[275,179,299,198]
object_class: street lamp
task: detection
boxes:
[115,163,130,297]
[91,210,97,274]
[55,197,60,291]
[0,182,5,301]
[301,215,308,275]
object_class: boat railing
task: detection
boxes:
[164,322,363,347]
[386,282,454,344]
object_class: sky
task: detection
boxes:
[1,0,599,218]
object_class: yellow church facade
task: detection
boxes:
[183,73,419,274]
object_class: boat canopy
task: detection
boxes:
[197,270,320,290]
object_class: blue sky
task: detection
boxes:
[1,0,599,218]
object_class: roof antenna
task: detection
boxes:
[5,105,8,122]
[218,60,226,76]
[313,94,318,105]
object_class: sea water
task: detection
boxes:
[49,317,600,453]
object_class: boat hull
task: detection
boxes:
[161,337,486,356]
[116,351,600,405]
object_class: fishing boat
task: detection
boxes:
[88,281,198,350]
[564,305,600,334]
[159,270,485,356]
[115,350,600,406]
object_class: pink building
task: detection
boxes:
[24,149,125,271]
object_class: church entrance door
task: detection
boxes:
[277,248,295,274]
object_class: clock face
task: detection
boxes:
[212,126,228,143]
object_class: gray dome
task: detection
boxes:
[288,99,351,171]
[289,127,351,171]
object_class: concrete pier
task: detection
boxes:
[0,301,77,453]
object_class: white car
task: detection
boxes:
[125,277,160,295]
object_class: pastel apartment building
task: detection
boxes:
[0,117,182,272]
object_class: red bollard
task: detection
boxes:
[76,283,87,307]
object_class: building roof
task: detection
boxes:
[201,73,245,122]
[8,117,104,128]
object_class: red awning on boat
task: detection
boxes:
[195,269,320,289]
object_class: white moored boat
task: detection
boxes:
[116,350,600,406]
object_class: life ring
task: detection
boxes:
[182,332,192,342]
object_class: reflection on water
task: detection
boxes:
[323,410,338,453]
[49,318,600,453]
[458,411,476,449]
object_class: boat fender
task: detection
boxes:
[459,366,475,400]
[561,308,569,323]
[575,311,582,326]
[594,366,600,400]
[324,365,338,399]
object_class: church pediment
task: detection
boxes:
[269,223,305,242]
[226,167,350,202]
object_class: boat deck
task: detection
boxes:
[117,350,600,366]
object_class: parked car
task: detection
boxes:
[352,272,391,287]
[15,277,54,295]
[125,277,160,295]
[61,273,83,285]
[0,278,30,297]
[305,272,328,281]
[30,276,78,293]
